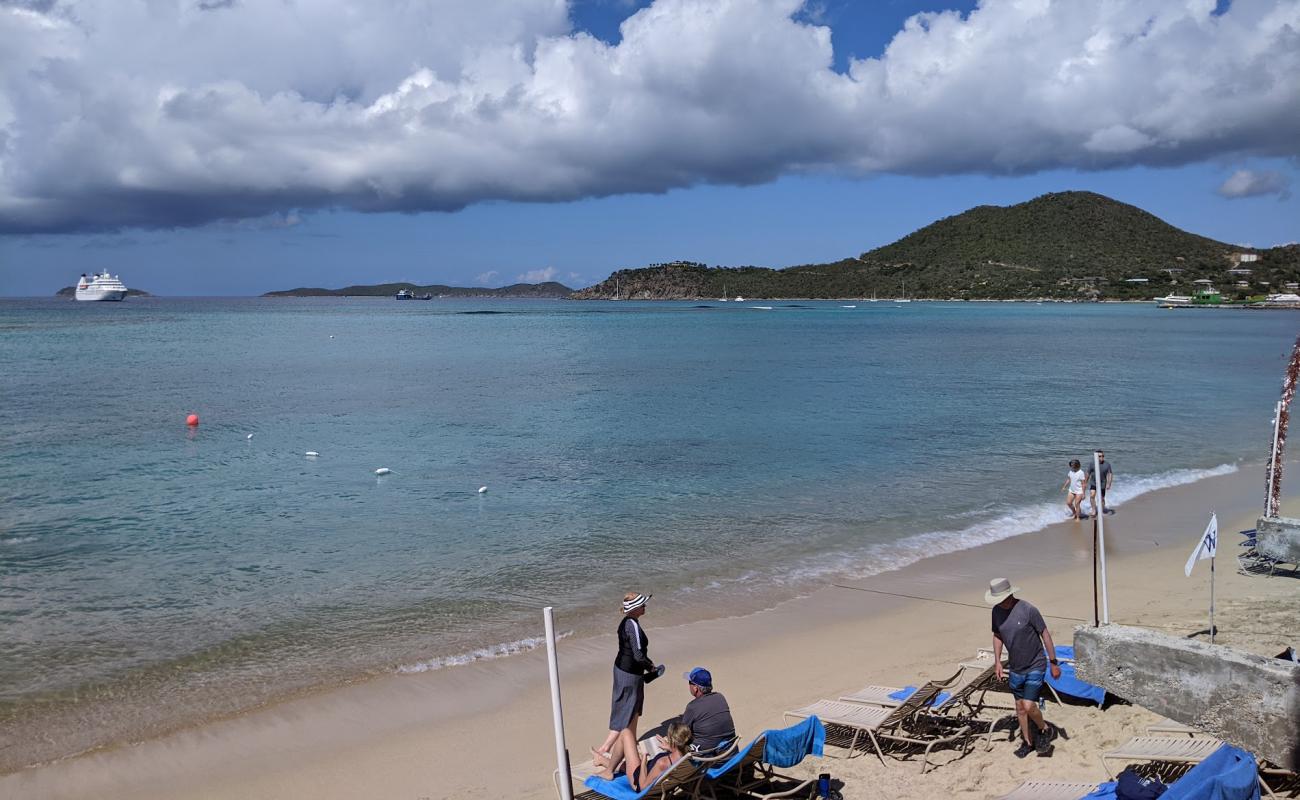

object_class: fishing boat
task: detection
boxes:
[395,289,414,300]
[74,271,128,302]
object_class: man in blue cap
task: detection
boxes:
[678,667,736,754]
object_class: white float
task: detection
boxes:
[478,486,488,494]
[375,467,391,476]
[305,451,319,457]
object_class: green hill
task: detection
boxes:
[573,192,1298,300]
[264,281,573,298]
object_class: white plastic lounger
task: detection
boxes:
[1101,736,1224,778]
[784,699,892,756]
[1146,718,1205,737]
[995,780,1099,800]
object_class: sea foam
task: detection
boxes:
[396,630,573,674]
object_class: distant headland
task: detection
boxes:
[263,281,573,298]
[574,192,1299,302]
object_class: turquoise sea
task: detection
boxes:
[0,297,1295,769]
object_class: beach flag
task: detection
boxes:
[1184,513,1218,577]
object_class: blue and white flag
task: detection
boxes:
[1184,513,1218,577]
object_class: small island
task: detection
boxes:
[263,281,573,299]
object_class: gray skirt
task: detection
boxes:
[609,666,645,730]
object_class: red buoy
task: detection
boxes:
[186,413,200,427]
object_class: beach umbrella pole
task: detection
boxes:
[1094,451,1110,624]
[544,607,574,800]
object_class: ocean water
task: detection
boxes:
[0,297,1295,768]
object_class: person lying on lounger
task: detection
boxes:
[592,722,692,791]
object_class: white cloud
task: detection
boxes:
[2,0,1299,232]
[518,266,558,283]
[476,270,500,285]
[1217,168,1292,199]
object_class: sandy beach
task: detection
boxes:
[4,463,1297,800]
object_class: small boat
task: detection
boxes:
[395,289,414,300]
[895,281,912,303]
[734,296,745,302]
[419,293,433,300]
[75,270,128,302]
[842,305,857,309]
[719,284,728,302]
[1154,294,1192,308]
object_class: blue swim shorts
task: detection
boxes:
[1008,670,1045,702]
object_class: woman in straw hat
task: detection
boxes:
[592,591,664,767]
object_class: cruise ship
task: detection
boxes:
[75,271,128,302]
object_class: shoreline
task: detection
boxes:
[4,461,1295,799]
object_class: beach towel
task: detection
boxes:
[1160,744,1260,800]
[1045,656,1106,706]
[1082,783,1119,799]
[582,756,685,800]
[888,685,953,707]
[762,715,825,768]
[582,773,645,800]
[1055,645,1076,661]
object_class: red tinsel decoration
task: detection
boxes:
[1268,333,1300,516]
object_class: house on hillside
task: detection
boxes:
[1228,268,1253,276]
[1124,277,1149,283]
[1232,252,1260,263]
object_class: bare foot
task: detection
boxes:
[590,747,610,768]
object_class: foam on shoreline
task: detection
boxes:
[395,631,572,674]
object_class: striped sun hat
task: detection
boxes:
[622,593,651,613]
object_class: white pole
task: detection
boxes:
[545,607,573,800]
[1266,401,1282,517]
[1209,554,1216,644]
[1094,452,1110,624]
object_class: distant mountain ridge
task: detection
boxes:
[574,191,1299,301]
[264,281,574,298]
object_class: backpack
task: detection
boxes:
[1116,767,1167,800]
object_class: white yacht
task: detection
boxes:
[75,271,128,301]
[1154,294,1192,308]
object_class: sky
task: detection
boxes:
[1,0,1298,296]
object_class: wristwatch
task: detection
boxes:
[1049,658,1059,665]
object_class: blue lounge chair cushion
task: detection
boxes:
[764,715,825,768]
[888,686,953,706]
[1046,659,1106,706]
[1161,744,1260,800]
[1081,782,1118,798]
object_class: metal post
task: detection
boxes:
[545,607,573,800]
[1094,451,1110,624]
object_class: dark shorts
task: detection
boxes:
[1008,670,1045,702]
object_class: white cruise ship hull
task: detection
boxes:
[75,287,127,301]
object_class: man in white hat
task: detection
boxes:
[985,577,1062,758]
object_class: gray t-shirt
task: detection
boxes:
[1086,461,1113,490]
[991,599,1048,674]
[680,691,736,752]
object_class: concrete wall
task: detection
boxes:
[1074,624,1300,770]
[1256,515,1300,564]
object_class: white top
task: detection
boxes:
[1067,469,1086,494]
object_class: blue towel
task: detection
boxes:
[763,715,825,768]
[1055,645,1076,662]
[1081,782,1117,799]
[582,773,645,800]
[888,685,953,707]
[706,718,825,779]
[1045,659,1106,706]
[1162,744,1260,800]
[583,754,686,800]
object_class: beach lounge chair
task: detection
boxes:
[1146,718,1206,737]
[573,751,705,800]
[838,683,952,708]
[994,780,1100,800]
[1100,736,1225,778]
[784,677,972,773]
[700,717,825,800]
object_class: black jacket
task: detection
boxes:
[614,616,655,676]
